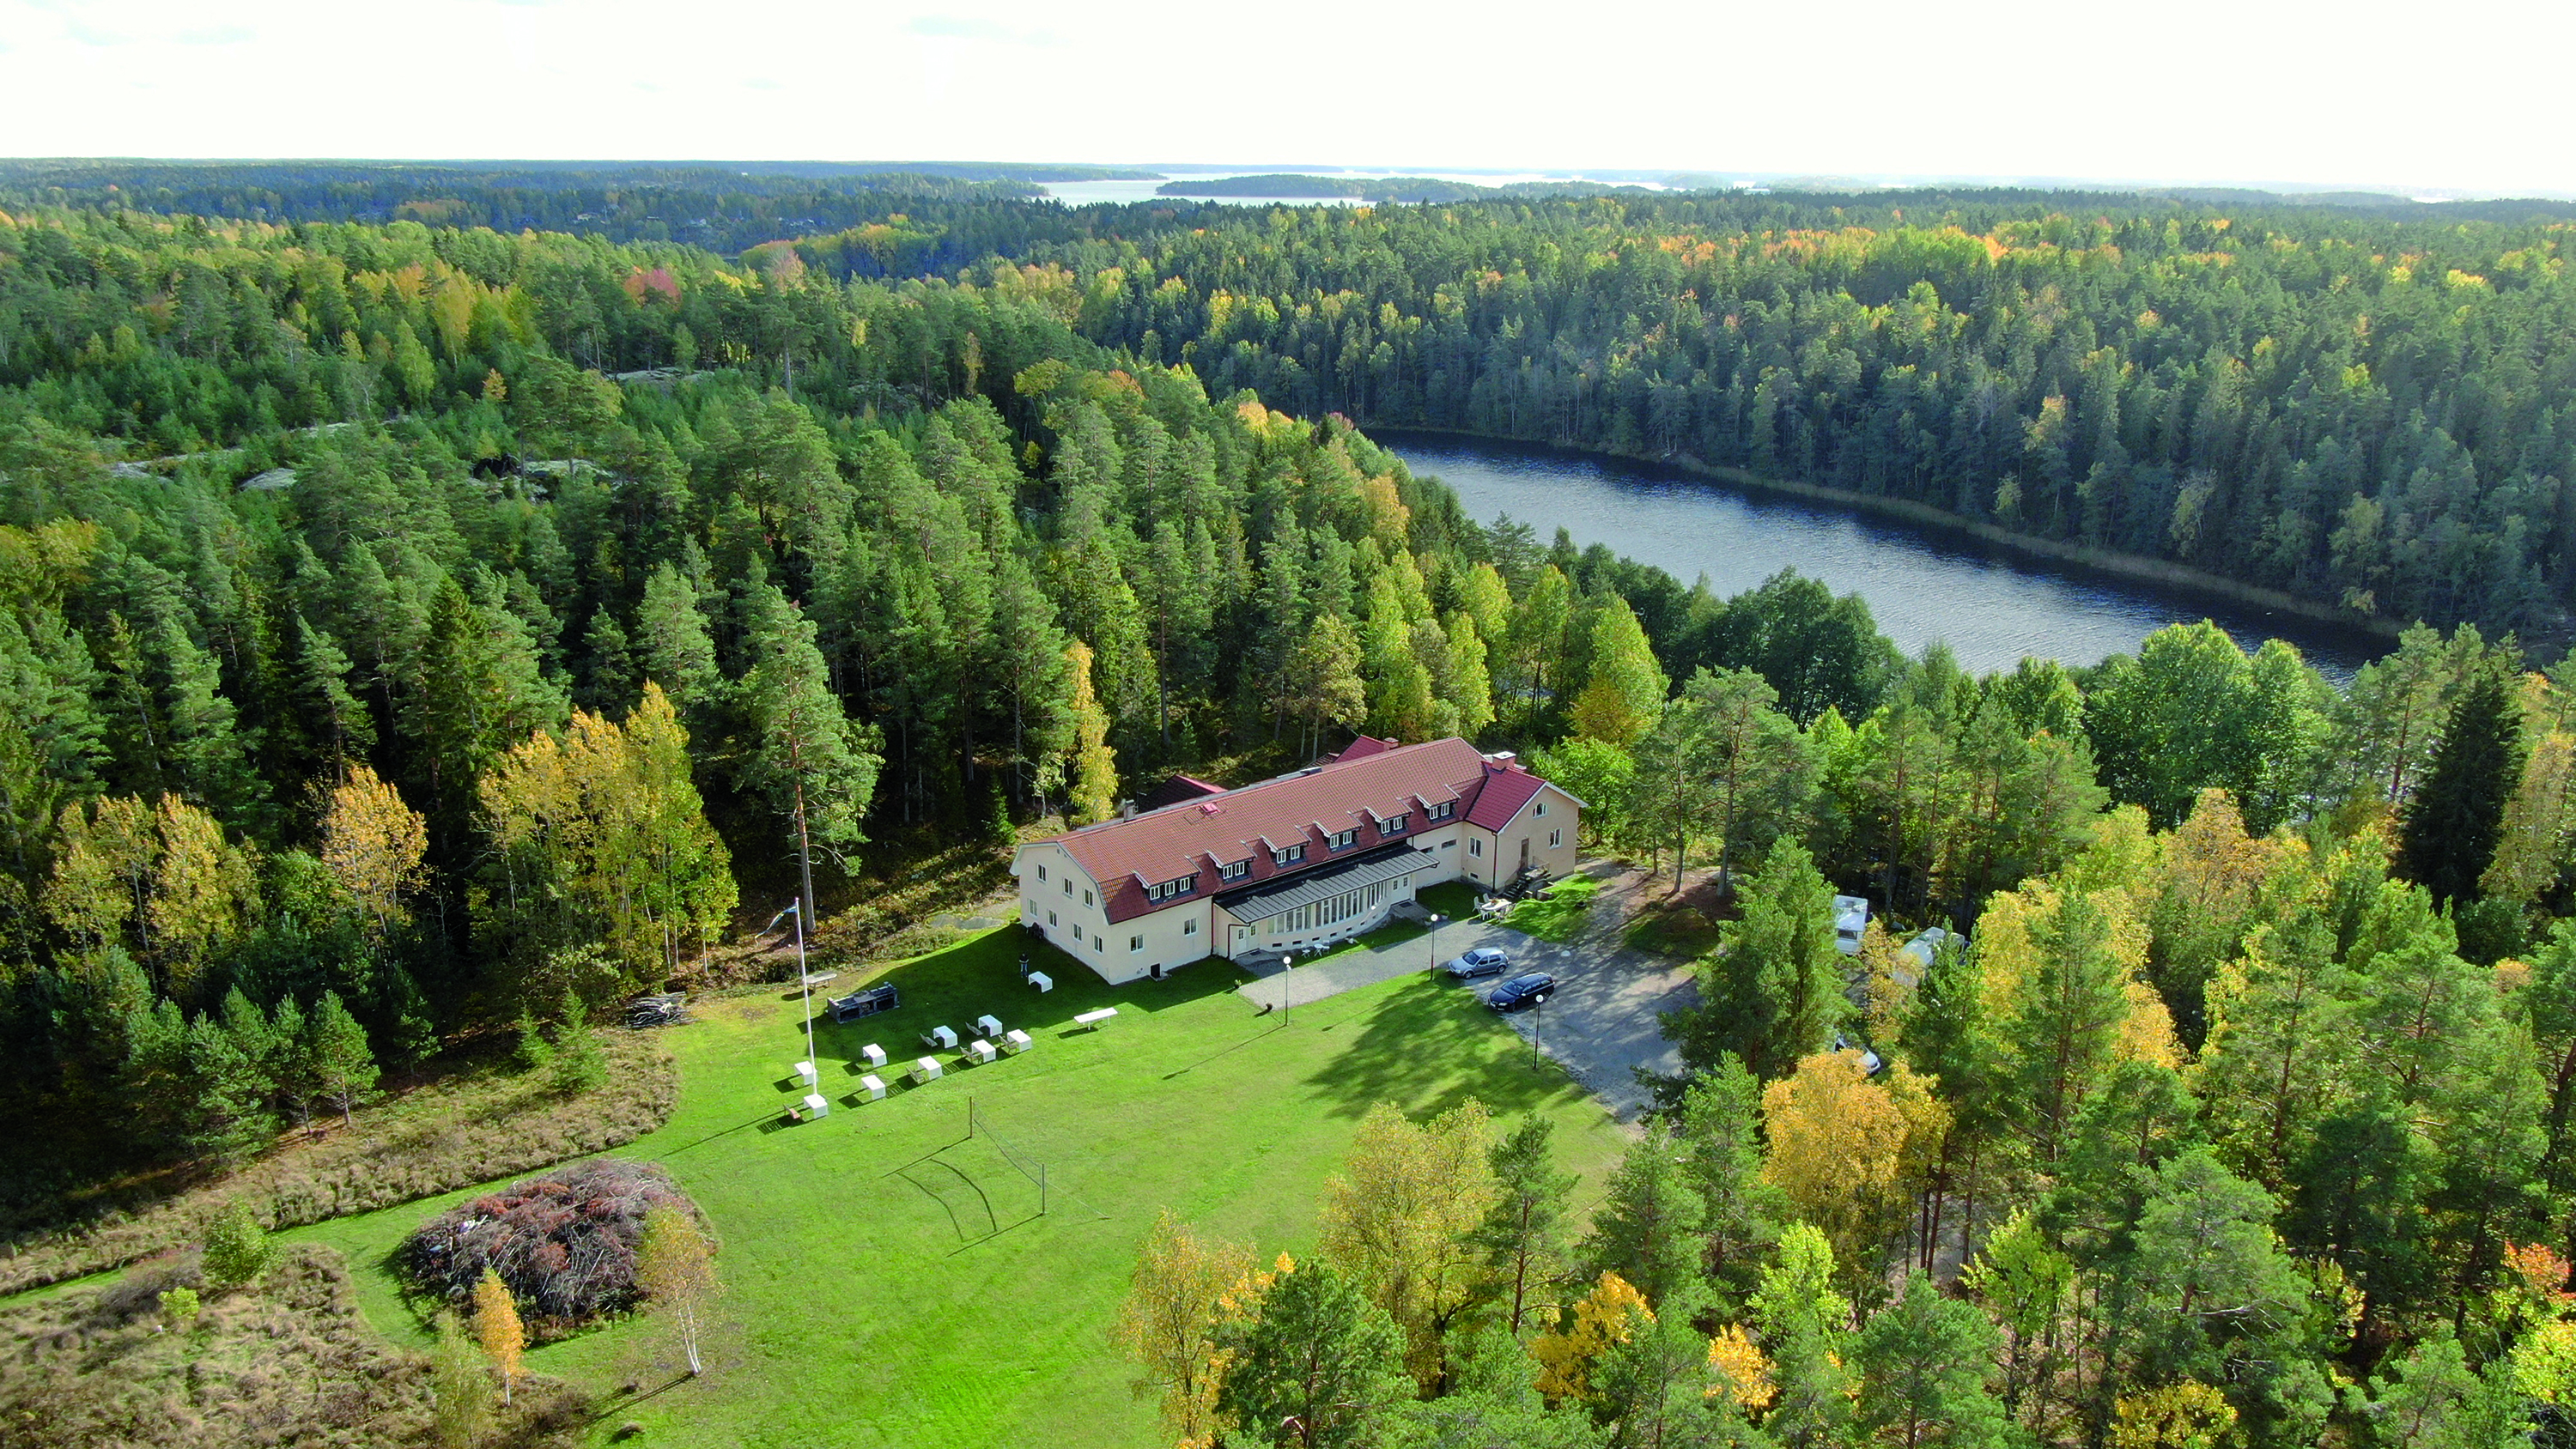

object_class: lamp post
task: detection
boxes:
[1281,952,1295,1024]
[1531,991,1542,1070]
[1425,912,1444,973]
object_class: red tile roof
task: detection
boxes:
[1042,737,1561,925]
[1133,773,1226,812]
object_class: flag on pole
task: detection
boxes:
[762,900,801,936]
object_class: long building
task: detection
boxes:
[1012,736,1583,984]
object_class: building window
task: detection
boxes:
[1048,911,1059,926]
[1130,935,1144,953]
[1036,864,1047,882]
[1220,859,1249,881]
[1184,919,1199,937]
[1535,801,1547,817]
[1429,800,1454,821]
[1470,838,1483,858]
[1094,932,1104,951]
[1063,878,1072,895]
[1442,840,1455,849]
[1084,888,1095,906]
[1273,843,1305,865]
[1550,828,1563,848]
[1146,873,1200,902]
[1383,813,1406,833]
[1328,828,1358,851]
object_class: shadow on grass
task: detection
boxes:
[1163,1021,1287,1079]
[649,1109,786,1161]
[796,927,1242,1077]
[1297,977,1593,1121]
[896,1156,997,1242]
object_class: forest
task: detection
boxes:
[9,175,2576,1446]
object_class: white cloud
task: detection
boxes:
[0,0,2568,196]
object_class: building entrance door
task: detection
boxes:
[1518,835,1529,872]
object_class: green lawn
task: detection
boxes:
[283,926,1633,1448]
[1504,875,1602,942]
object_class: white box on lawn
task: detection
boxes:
[975,1014,1005,1038]
[803,1092,829,1117]
[860,1074,886,1100]
[913,1057,943,1084]
[793,1060,817,1086]
[861,1043,887,1068]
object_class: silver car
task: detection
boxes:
[1441,947,1511,979]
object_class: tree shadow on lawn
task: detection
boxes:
[795,928,1243,1076]
[1297,978,1594,1122]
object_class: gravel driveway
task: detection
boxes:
[1236,876,1696,1122]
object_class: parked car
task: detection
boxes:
[1832,894,1870,955]
[1442,947,1511,979]
[1485,972,1557,1011]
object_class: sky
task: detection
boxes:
[4,0,2574,197]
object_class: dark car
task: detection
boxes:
[1485,973,1556,1011]
[1441,947,1511,979]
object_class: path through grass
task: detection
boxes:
[283,927,1632,1449]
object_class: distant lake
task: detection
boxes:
[1036,170,1686,209]
[1382,433,2387,683]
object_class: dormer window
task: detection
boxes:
[1219,859,1250,881]
[1327,828,1358,851]
[1428,800,1455,822]
[1145,873,1200,902]
[1272,843,1306,865]
[1382,813,1407,834]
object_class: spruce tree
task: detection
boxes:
[2399,663,2527,906]
[738,583,878,925]
[1578,1122,1705,1309]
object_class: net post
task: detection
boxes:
[1042,1161,1048,1216]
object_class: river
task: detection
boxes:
[1382,433,2387,682]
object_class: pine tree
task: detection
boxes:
[1469,1114,1578,1336]
[549,986,606,1094]
[1216,1260,1413,1449]
[1674,839,1844,1082]
[635,562,721,727]
[201,1197,272,1290]
[291,614,374,787]
[1280,614,1367,761]
[1579,1122,1706,1309]
[1679,1054,1786,1310]
[578,606,639,717]
[738,584,878,923]
[307,989,379,1128]
[2399,664,2528,906]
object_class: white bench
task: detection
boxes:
[975,1014,1005,1039]
[793,1060,817,1087]
[859,1074,886,1101]
[802,1092,829,1118]
[1073,1008,1118,1030]
[800,970,838,987]
[860,1043,886,1069]
[911,1057,943,1085]
[922,1025,958,1050]
[1001,1028,1033,1055]
[1028,972,1053,992]
[963,1039,999,1064]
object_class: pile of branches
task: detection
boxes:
[399,1158,694,1326]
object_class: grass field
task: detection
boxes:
[281,925,1634,1448]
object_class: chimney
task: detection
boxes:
[1119,799,1135,821]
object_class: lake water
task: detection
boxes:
[1382,433,2387,682]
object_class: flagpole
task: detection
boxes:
[793,897,816,1071]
